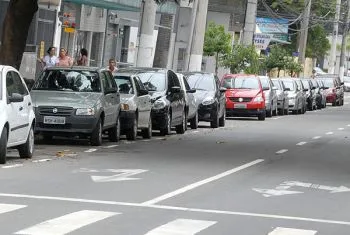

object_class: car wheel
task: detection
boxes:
[108,116,120,142]
[142,115,152,139]
[219,109,226,127]
[341,98,344,106]
[91,118,103,146]
[332,101,336,106]
[266,108,272,117]
[190,111,198,129]
[210,110,219,128]
[258,111,266,121]
[176,110,186,134]
[18,125,34,159]
[160,112,171,136]
[126,117,138,140]
[0,127,8,164]
[272,104,278,116]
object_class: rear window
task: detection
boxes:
[282,80,296,91]
[138,72,166,92]
[186,74,216,91]
[223,76,260,89]
[301,80,310,89]
[114,76,134,94]
[272,80,282,90]
[321,79,335,88]
[33,70,101,92]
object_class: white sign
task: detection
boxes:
[75,168,148,183]
[253,33,272,50]
[253,181,350,197]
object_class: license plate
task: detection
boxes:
[234,103,247,109]
[44,116,66,125]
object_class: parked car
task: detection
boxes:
[120,68,186,136]
[280,78,304,115]
[315,79,327,108]
[309,79,324,109]
[301,79,316,111]
[31,67,121,146]
[316,75,344,106]
[259,76,278,117]
[271,79,289,115]
[343,76,350,92]
[114,72,152,140]
[177,73,198,129]
[184,72,226,127]
[0,65,36,164]
[222,74,266,121]
[294,79,307,114]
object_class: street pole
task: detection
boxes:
[298,0,312,70]
[242,0,257,46]
[329,0,341,74]
[184,0,199,71]
[339,0,350,82]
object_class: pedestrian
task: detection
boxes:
[107,58,118,75]
[58,48,73,67]
[39,47,59,69]
[77,48,88,66]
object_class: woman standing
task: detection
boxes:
[58,48,73,67]
[40,47,59,69]
[77,48,88,66]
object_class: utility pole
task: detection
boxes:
[242,0,257,46]
[328,0,341,74]
[298,0,312,69]
[184,0,199,71]
[339,0,350,81]
[136,0,157,67]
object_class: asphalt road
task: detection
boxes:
[1,94,350,234]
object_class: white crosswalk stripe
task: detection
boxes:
[144,219,217,235]
[268,227,317,235]
[0,203,26,215]
[15,210,119,235]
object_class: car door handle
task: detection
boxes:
[19,107,23,111]
[28,102,32,106]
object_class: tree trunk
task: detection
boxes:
[0,0,38,69]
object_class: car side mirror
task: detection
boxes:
[323,87,329,90]
[262,87,270,91]
[138,89,149,96]
[187,89,196,94]
[9,93,24,103]
[219,87,227,92]
[105,87,118,94]
[341,82,344,85]
[170,86,181,93]
[303,88,309,92]
[284,88,291,91]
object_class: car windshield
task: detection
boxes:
[186,74,215,91]
[114,76,134,94]
[283,80,296,91]
[321,79,335,88]
[344,76,350,82]
[259,77,270,89]
[272,80,282,90]
[33,70,101,92]
[222,77,260,89]
[301,80,310,89]
[138,72,166,92]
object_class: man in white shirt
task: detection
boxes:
[107,58,118,76]
[40,47,59,69]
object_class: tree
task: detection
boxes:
[222,45,260,74]
[0,0,38,69]
[203,22,232,75]
[305,25,331,64]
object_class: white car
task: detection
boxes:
[0,65,35,164]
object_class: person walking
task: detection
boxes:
[39,47,59,69]
[58,48,73,67]
[77,48,88,66]
[107,58,118,75]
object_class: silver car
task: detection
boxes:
[259,76,278,117]
[114,73,153,140]
[343,76,350,92]
[177,73,198,129]
[271,79,289,115]
[280,78,304,115]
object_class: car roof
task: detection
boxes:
[181,71,214,76]
[117,67,167,74]
[44,66,103,72]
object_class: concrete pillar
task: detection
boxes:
[188,0,208,72]
[242,0,257,46]
[86,31,93,66]
[136,0,157,67]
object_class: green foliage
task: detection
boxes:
[305,25,331,60]
[221,45,261,74]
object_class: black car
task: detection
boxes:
[183,72,226,128]
[301,79,317,111]
[118,67,186,136]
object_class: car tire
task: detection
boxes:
[258,111,266,121]
[332,101,336,106]
[18,125,34,159]
[176,111,186,134]
[190,112,198,129]
[266,108,272,117]
[142,115,152,139]
[108,116,120,142]
[341,98,344,106]
[292,109,298,115]
[272,104,278,116]
[219,109,226,127]
[284,107,289,115]
[160,112,171,136]
[91,118,103,146]
[126,117,138,141]
[210,110,219,128]
[0,127,8,164]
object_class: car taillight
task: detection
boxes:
[332,88,336,93]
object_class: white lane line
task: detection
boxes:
[326,132,334,135]
[103,145,119,149]
[1,164,23,169]
[145,219,216,235]
[15,210,118,235]
[312,136,322,140]
[84,148,97,153]
[268,227,317,235]
[142,159,264,206]
[348,124,350,127]
[338,128,345,131]
[0,193,350,225]
[0,203,27,215]
[296,142,307,146]
[276,149,288,154]
[32,159,52,163]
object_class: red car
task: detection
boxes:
[222,74,266,120]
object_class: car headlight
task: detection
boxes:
[202,97,215,105]
[153,99,167,109]
[253,95,264,102]
[121,103,130,111]
[76,108,95,116]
